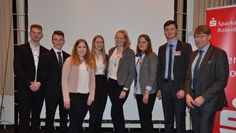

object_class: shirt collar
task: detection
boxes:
[29,41,40,49]
[53,47,62,53]
[199,44,210,53]
[167,39,178,47]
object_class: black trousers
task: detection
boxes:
[136,93,156,133]
[68,93,89,133]
[45,95,68,133]
[89,75,108,133]
[108,78,129,133]
[161,82,186,133]
[17,90,44,133]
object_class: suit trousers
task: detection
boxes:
[17,90,44,133]
[108,78,129,133]
[89,75,108,133]
[68,93,89,133]
[45,95,68,133]
[136,93,156,133]
[190,93,216,133]
[161,81,186,133]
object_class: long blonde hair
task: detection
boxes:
[70,39,95,68]
[91,35,107,71]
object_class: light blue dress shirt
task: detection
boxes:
[165,40,177,80]
[191,44,210,89]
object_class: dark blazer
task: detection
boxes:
[108,47,135,89]
[157,40,192,91]
[14,43,49,99]
[134,52,158,94]
[45,49,70,99]
[186,45,229,111]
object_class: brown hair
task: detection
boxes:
[194,25,211,37]
[163,20,178,29]
[115,29,131,49]
[52,30,64,40]
[136,34,153,56]
[70,39,95,68]
[30,24,42,31]
[91,35,107,71]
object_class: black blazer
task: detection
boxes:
[157,40,192,91]
[45,49,70,99]
[14,43,49,99]
[186,45,229,111]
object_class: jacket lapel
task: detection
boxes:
[198,45,214,73]
[26,43,35,67]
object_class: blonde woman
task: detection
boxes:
[107,30,135,133]
[62,39,95,133]
[89,35,108,133]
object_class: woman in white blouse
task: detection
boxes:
[89,35,108,133]
[62,39,95,133]
[107,30,135,133]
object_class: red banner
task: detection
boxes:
[206,6,236,133]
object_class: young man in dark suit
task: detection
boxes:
[14,24,49,133]
[45,30,70,133]
[156,20,192,133]
[185,25,229,133]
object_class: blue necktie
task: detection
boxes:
[168,44,173,81]
[193,50,203,89]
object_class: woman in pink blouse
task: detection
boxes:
[62,39,95,133]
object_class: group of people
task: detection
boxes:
[14,20,229,133]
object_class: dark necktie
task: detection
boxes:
[168,44,173,81]
[193,50,203,89]
[57,52,63,69]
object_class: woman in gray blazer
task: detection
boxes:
[107,29,135,133]
[134,34,158,133]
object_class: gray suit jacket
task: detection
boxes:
[135,52,158,94]
[109,47,135,90]
[186,45,229,111]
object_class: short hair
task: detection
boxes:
[194,25,211,36]
[30,24,42,31]
[52,30,64,40]
[163,20,178,29]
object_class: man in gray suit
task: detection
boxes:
[186,25,229,133]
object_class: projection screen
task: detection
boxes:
[28,0,174,121]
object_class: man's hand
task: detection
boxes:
[193,96,205,107]
[156,90,162,100]
[29,81,41,92]
[186,94,194,108]
[176,90,185,99]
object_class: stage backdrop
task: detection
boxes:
[28,0,174,121]
[206,5,236,133]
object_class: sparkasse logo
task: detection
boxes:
[210,18,217,27]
